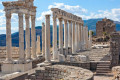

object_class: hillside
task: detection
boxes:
[0,18,120,47]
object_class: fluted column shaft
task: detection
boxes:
[75,23,78,51]
[31,15,37,59]
[89,30,92,49]
[68,20,72,47]
[78,23,81,50]
[58,18,63,54]
[45,15,51,62]
[83,27,86,50]
[36,35,41,56]
[72,21,75,54]
[25,14,31,60]
[79,24,82,50]
[18,13,25,62]
[42,23,45,55]
[85,27,89,49]
[81,25,84,50]
[64,19,68,55]
[53,15,58,60]
[5,12,12,63]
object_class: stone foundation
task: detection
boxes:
[1,62,32,74]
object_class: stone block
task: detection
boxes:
[77,55,87,62]
[1,62,32,74]
[58,54,65,62]
[70,56,76,62]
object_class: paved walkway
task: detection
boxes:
[94,74,113,80]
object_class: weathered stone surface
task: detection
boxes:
[96,18,116,37]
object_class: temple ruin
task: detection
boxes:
[0,0,120,80]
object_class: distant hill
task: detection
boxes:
[0,18,120,47]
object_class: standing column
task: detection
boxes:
[68,20,72,48]
[75,22,78,52]
[31,15,37,59]
[72,21,75,54]
[78,23,81,50]
[85,27,89,49]
[53,14,58,60]
[58,18,63,54]
[42,22,45,55]
[64,19,68,56]
[81,25,84,50]
[36,35,41,56]
[25,14,31,60]
[45,15,51,62]
[83,27,86,50]
[89,30,92,49]
[5,12,12,63]
[18,13,25,63]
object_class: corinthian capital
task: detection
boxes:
[25,14,30,19]
[18,13,23,17]
[6,12,11,19]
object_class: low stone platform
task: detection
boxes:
[0,65,93,80]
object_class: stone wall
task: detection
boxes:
[52,62,90,69]
[110,32,120,67]
[96,18,116,37]
[26,65,93,80]
[0,65,93,80]
[0,47,19,59]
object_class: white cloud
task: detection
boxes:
[37,3,120,22]
[37,2,87,22]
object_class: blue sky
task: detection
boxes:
[0,0,120,34]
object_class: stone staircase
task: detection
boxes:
[96,61,111,74]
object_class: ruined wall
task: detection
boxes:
[110,32,120,67]
[96,18,116,37]
[0,47,19,59]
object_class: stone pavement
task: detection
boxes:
[94,74,113,80]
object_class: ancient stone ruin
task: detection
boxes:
[96,18,116,37]
[0,0,120,80]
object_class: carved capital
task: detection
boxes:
[25,14,30,19]
[45,14,50,19]
[6,13,11,19]
[18,13,23,17]
[58,18,62,22]
[64,19,67,23]
[42,22,45,26]
[31,15,36,20]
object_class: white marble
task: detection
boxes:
[31,15,37,59]
[25,14,31,60]
[58,18,63,54]
[52,14,58,60]
[45,15,51,62]
[18,13,25,63]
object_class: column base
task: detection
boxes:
[37,61,51,67]
[1,61,32,74]
[68,47,72,55]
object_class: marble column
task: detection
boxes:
[45,15,51,62]
[42,22,45,55]
[58,18,63,54]
[81,25,84,50]
[64,19,68,56]
[75,22,78,52]
[68,20,72,48]
[78,23,81,50]
[89,30,92,49]
[5,12,12,63]
[53,14,58,60]
[72,21,75,54]
[31,15,37,59]
[36,35,41,56]
[18,13,25,63]
[25,14,31,60]
[80,23,82,50]
[85,27,89,49]
[83,27,86,50]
